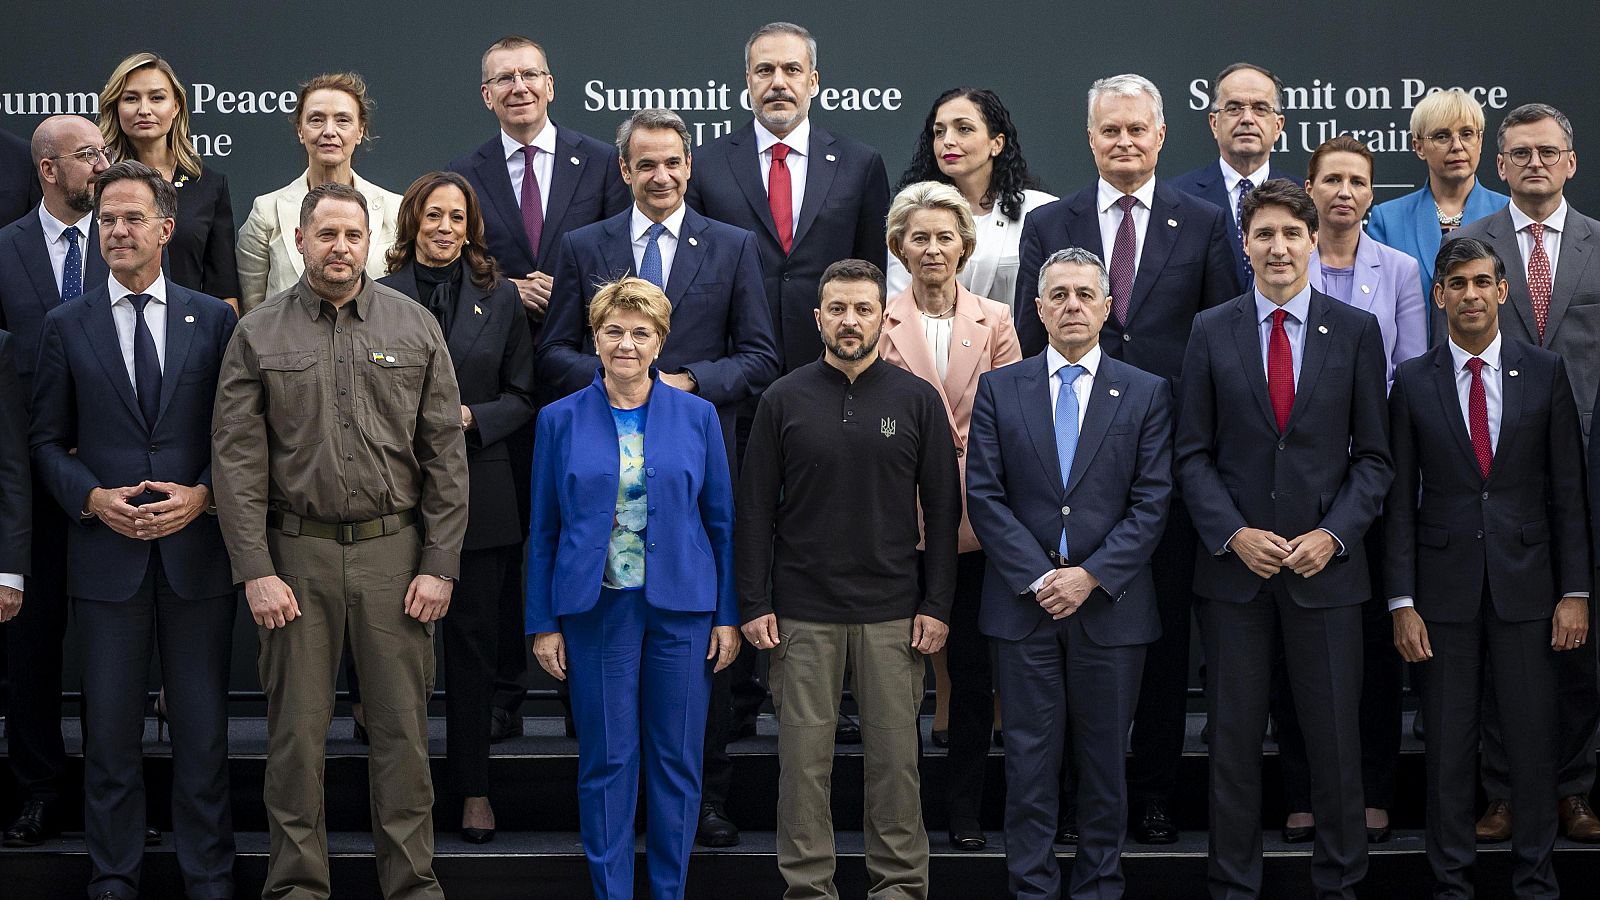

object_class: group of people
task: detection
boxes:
[0,21,1596,900]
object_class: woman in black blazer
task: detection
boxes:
[379,171,536,843]
[99,52,240,310]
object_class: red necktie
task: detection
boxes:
[1109,195,1137,324]
[768,143,794,254]
[1268,309,1295,432]
[520,146,544,260]
[1527,222,1551,342]
[1466,357,1492,479]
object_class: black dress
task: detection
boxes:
[164,165,240,300]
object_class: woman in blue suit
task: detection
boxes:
[526,277,740,900]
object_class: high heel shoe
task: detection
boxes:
[153,689,170,743]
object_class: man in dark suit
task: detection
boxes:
[0,128,40,228]
[1177,179,1391,899]
[31,161,237,900]
[539,108,779,469]
[1388,236,1589,899]
[1014,73,1239,844]
[1168,63,1296,291]
[967,247,1172,899]
[0,115,110,847]
[1451,103,1600,842]
[0,330,28,631]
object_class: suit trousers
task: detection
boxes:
[770,617,928,900]
[490,423,535,717]
[994,607,1145,900]
[442,543,520,799]
[4,490,70,804]
[1202,582,1367,900]
[1126,502,1199,805]
[941,552,994,831]
[76,547,235,900]
[1421,589,1560,899]
[259,525,441,900]
[563,587,712,900]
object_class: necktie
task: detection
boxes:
[640,223,666,289]
[1527,222,1551,342]
[520,145,544,260]
[768,143,794,254]
[1465,357,1492,479]
[1109,195,1138,325]
[129,294,162,429]
[1055,364,1085,557]
[62,225,83,300]
[1236,177,1254,285]
[1267,309,1295,432]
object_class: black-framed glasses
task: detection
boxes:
[483,69,548,90]
[1501,146,1572,167]
[51,146,112,165]
[1216,101,1279,119]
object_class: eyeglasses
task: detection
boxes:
[597,325,658,345]
[97,213,169,230]
[483,69,548,90]
[1426,127,1481,147]
[51,146,112,165]
[1216,101,1279,119]
[1501,146,1573,167]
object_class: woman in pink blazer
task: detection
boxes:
[879,181,1022,851]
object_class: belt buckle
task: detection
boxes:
[336,523,357,545]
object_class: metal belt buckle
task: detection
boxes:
[336,523,358,544]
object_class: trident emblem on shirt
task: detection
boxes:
[880,417,896,437]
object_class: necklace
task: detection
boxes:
[1434,203,1463,228]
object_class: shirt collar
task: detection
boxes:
[631,203,687,243]
[39,204,92,244]
[1448,331,1503,373]
[297,273,372,320]
[1220,157,1271,194]
[1097,176,1156,215]
[108,273,168,304]
[500,120,557,161]
[1046,341,1102,380]
[1254,283,1312,324]
[1509,197,1569,235]
[754,117,810,158]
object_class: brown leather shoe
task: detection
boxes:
[1559,795,1600,843]
[1475,800,1511,843]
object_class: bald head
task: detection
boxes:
[31,115,109,218]
[31,115,101,165]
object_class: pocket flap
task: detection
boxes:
[259,350,318,372]
[1521,521,1551,544]
[368,349,427,368]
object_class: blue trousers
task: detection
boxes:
[563,587,714,900]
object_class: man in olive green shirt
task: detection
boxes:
[212,182,469,900]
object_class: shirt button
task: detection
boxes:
[338,357,343,363]
[346,454,353,461]
[955,448,965,458]
[646,467,656,476]
[1061,505,1070,516]
[342,421,350,428]
[847,410,854,416]
[340,389,347,395]
[336,327,342,334]
[350,490,357,496]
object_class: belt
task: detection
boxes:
[1046,549,1073,569]
[267,509,416,544]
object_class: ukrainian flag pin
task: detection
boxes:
[371,351,384,362]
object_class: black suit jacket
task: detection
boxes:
[1176,288,1393,607]
[1013,179,1240,378]
[0,330,30,575]
[0,205,107,396]
[1386,340,1589,622]
[379,265,535,550]
[0,129,38,229]
[165,165,240,300]
[1167,160,1299,288]
[685,121,889,372]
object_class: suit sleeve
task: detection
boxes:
[235,195,273,314]
[465,285,537,449]
[964,373,1055,594]
[1391,254,1428,372]
[0,334,31,574]
[536,233,604,398]
[203,171,242,300]
[679,231,780,406]
[194,307,238,490]
[697,401,738,626]
[916,389,962,622]
[1081,384,1173,597]
[1316,314,1394,545]
[1174,316,1249,552]
[413,324,470,578]
[1547,359,1592,595]
[1013,211,1047,357]
[1200,205,1243,309]
[523,408,561,634]
[1592,386,1600,568]
[735,394,782,622]
[851,150,891,269]
[1382,371,1420,602]
[28,316,101,519]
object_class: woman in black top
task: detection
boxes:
[99,52,240,310]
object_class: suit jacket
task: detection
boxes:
[0,205,107,395]
[966,352,1172,646]
[0,330,30,575]
[685,121,889,372]
[1386,340,1589,623]
[1307,234,1427,384]
[380,265,535,551]
[235,169,401,313]
[1450,205,1600,439]
[524,370,735,632]
[1013,179,1240,378]
[165,164,240,300]
[0,129,39,229]
[29,282,236,602]
[1367,180,1509,303]
[1167,159,1298,288]
[537,205,780,462]
[1176,288,1393,607]
[878,283,1022,552]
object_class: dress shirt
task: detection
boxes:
[500,124,556,220]
[629,203,686,290]
[107,274,169,390]
[39,204,93,294]
[921,314,953,381]
[1029,342,1102,592]
[1219,158,1272,225]
[1254,285,1311,385]
[1508,199,1567,283]
[0,575,20,591]
[753,118,809,234]
[1096,176,1156,277]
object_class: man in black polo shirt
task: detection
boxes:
[738,258,960,898]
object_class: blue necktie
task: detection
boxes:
[129,294,162,429]
[1055,364,1085,557]
[62,226,83,300]
[639,223,666,289]
[1236,177,1254,287]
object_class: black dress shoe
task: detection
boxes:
[731,717,757,741]
[931,730,950,748]
[145,827,161,846]
[1054,822,1079,844]
[696,802,739,847]
[489,708,524,743]
[3,800,57,847]
[1282,823,1316,843]
[949,827,986,851]
[1412,714,1426,742]
[1131,800,1178,844]
[460,825,496,844]
[1366,825,1392,844]
[835,714,862,744]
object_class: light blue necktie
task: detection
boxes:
[1055,364,1085,557]
[62,225,83,300]
[639,222,666,289]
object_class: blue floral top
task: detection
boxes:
[603,404,649,589]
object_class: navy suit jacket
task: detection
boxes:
[1176,289,1393,607]
[0,129,39,229]
[685,121,889,372]
[1014,179,1240,378]
[1386,340,1589,623]
[537,205,780,463]
[29,282,236,602]
[0,206,107,395]
[966,352,1172,646]
[0,330,30,575]
[524,370,735,632]
[1167,160,1298,288]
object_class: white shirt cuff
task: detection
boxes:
[0,574,23,592]
[1218,527,1245,556]
[1387,596,1414,612]
[1320,528,1346,556]
[1028,571,1051,594]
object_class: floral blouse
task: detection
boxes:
[603,404,649,589]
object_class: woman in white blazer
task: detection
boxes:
[236,71,401,313]
[887,87,1055,307]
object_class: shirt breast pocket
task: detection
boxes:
[365,350,428,416]
[258,350,321,414]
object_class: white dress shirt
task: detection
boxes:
[39,205,93,294]
[108,274,169,391]
[754,118,809,235]
[1029,342,1102,591]
[630,203,687,291]
[886,188,1057,305]
[1254,285,1311,386]
[1509,199,1567,283]
[1096,177,1156,277]
[1220,158,1272,225]
[501,122,557,221]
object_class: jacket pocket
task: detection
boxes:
[1521,521,1551,545]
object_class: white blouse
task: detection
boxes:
[888,188,1057,306]
[920,313,954,381]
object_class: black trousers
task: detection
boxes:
[492,424,535,716]
[444,544,521,798]
[1126,501,1199,805]
[941,551,993,830]
[4,490,70,805]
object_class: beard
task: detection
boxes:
[306,255,362,297]
[65,185,94,214]
[823,328,879,362]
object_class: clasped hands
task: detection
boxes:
[85,481,207,541]
[1036,566,1100,619]
[1229,527,1337,580]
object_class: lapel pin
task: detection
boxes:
[1509,369,1519,377]
[570,156,580,165]
[1109,388,1121,397]
[1361,284,1371,294]
[473,304,483,316]
[961,338,971,347]
[688,236,698,246]
[1318,325,1329,334]
[385,355,395,363]
[826,153,836,162]
[184,315,194,323]
[1167,218,1178,227]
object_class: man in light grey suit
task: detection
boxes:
[1451,101,1600,844]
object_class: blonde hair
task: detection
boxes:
[98,52,202,178]
[886,181,978,274]
[588,277,673,339]
[1410,88,1485,141]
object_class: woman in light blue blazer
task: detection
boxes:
[525,277,740,900]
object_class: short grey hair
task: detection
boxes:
[1210,62,1284,112]
[1037,247,1111,300]
[1087,73,1164,130]
[744,21,817,70]
[1497,102,1574,152]
[616,108,692,166]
